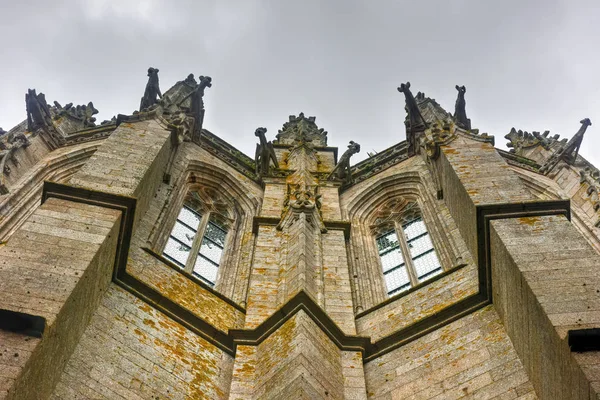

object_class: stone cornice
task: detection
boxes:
[199,129,258,182]
[497,149,541,172]
[230,291,370,354]
[343,141,410,191]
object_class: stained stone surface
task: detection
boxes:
[0,80,599,399]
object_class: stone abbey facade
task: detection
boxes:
[0,71,599,400]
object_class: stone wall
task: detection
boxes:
[364,306,537,399]
[51,285,234,399]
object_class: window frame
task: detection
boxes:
[163,204,229,287]
[375,215,443,296]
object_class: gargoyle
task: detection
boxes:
[329,140,361,183]
[254,127,279,177]
[397,82,427,132]
[453,85,471,130]
[140,67,162,111]
[190,75,212,122]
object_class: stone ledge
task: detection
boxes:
[252,216,351,239]
[230,290,370,354]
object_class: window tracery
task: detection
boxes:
[162,186,233,286]
[370,199,442,296]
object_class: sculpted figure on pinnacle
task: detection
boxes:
[454,85,471,130]
[397,82,427,132]
[140,67,162,111]
[329,140,361,184]
[190,75,212,118]
[254,127,279,177]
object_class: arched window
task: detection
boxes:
[162,187,232,287]
[372,200,442,296]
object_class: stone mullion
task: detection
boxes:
[395,221,419,287]
[185,211,210,273]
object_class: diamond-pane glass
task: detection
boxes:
[170,221,197,247]
[408,234,434,259]
[380,249,405,272]
[199,237,224,265]
[376,231,399,255]
[403,218,427,240]
[205,222,227,247]
[178,207,201,230]
[193,256,218,285]
[384,266,411,295]
[163,237,190,267]
[414,251,442,281]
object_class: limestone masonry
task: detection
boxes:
[0,72,599,399]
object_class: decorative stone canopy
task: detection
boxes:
[274,113,328,147]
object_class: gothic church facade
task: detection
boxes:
[0,72,599,399]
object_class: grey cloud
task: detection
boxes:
[1,0,600,166]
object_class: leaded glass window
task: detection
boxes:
[376,216,442,296]
[163,205,228,287]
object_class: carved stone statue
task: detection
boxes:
[329,141,361,183]
[540,118,592,174]
[190,75,212,120]
[26,89,52,132]
[254,127,279,177]
[454,85,471,130]
[397,82,427,132]
[139,67,162,111]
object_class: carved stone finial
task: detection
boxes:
[26,89,52,132]
[274,114,328,147]
[140,67,162,111]
[453,85,471,130]
[254,127,279,177]
[329,141,361,184]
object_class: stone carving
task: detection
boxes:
[329,141,361,183]
[579,167,600,228]
[398,82,427,132]
[166,111,195,145]
[287,184,321,211]
[139,67,162,111]
[0,131,31,194]
[26,89,52,132]
[100,116,117,126]
[191,76,212,114]
[275,113,328,147]
[504,128,561,154]
[540,118,592,174]
[254,127,279,177]
[453,85,471,130]
[422,120,456,160]
[189,75,212,133]
[53,101,99,127]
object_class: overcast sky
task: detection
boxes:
[2,0,600,165]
